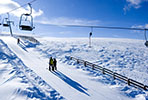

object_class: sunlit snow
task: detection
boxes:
[0,35,147,100]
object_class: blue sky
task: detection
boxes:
[0,0,148,39]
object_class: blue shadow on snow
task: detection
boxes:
[52,71,90,96]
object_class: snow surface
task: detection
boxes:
[0,35,148,100]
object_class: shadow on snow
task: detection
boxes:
[52,71,90,96]
[0,39,65,100]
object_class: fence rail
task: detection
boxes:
[17,35,40,44]
[69,56,148,90]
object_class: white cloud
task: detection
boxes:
[59,31,73,34]
[36,17,100,26]
[0,0,43,18]
[124,0,148,12]
[132,24,148,28]
[127,0,142,5]
[145,24,148,28]
[131,24,148,33]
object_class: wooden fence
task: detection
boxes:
[69,56,148,90]
[17,35,40,44]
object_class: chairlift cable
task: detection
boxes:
[47,24,148,31]
[6,0,36,14]
[48,24,148,47]
[63,25,148,31]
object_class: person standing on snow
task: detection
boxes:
[53,58,57,71]
[17,38,20,44]
[49,57,53,71]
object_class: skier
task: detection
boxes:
[49,57,53,71]
[17,38,20,44]
[53,58,57,71]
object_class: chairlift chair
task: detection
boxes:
[2,18,9,27]
[19,3,35,31]
[145,41,148,47]
[144,29,148,47]
[89,32,92,37]
[90,27,93,37]
[19,13,34,31]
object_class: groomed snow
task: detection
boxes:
[0,35,148,100]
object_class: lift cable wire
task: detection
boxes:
[6,0,36,14]
[52,24,148,31]
[47,23,148,37]
[46,24,148,47]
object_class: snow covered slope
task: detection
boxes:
[0,36,148,100]
[0,37,64,100]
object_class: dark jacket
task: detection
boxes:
[53,58,57,67]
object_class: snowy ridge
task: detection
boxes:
[0,39,64,100]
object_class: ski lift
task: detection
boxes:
[19,3,34,31]
[89,27,93,48]
[89,27,93,37]
[2,13,13,27]
[2,13,10,27]
[145,41,148,47]
[144,29,148,47]
[89,32,92,37]
[2,18,9,27]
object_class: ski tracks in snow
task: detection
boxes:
[0,38,65,100]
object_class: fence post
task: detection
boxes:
[92,64,95,70]
[127,79,130,85]
[77,60,79,64]
[102,68,105,74]
[144,85,148,90]
[71,57,148,90]
[84,61,87,67]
